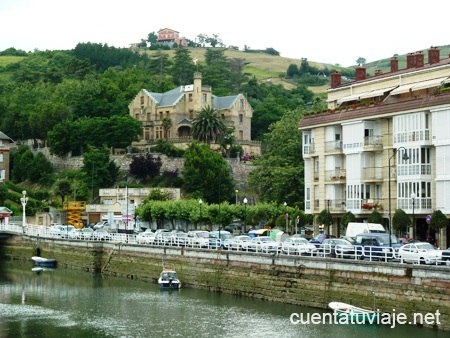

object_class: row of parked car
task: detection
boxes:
[42,224,450,265]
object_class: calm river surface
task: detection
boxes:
[0,260,447,338]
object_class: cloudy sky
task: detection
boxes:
[1,0,449,67]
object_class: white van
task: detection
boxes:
[345,222,386,239]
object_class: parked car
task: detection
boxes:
[442,247,450,266]
[247,236,279,253]
[155,232,172,245]
[281,237,317,255]
[187,230,210,248]
[91,229,112,241]
[397,242,442,265]
[170,232,188,246]
[80,227,94,240]
[309,234,337,248]
[68,228,82,240]
[136,231,156,244]
[208,230,234,249]
[228,235,252,251]
[353,233,402,261]
[318,238,356,258]
[93,221,109,230]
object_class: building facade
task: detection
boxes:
[298,47,450,248]
[157,28,187,47]
[0,131,14,182]
[129,72,260,155]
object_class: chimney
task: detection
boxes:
[331,72,341,88]
[428,46,440,64]
[374,70,383,76]
[406,53,416,69]
[390,57,398,72]
[355,67,366,81]
[415,51,424,67]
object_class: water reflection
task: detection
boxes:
[0,261,447,338]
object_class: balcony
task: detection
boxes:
[325,140,343,153]
[363,135,382,150]
[361,166,383,181]
[325,169,346,182]
[303,143,315,156]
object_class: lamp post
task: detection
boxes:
[235,190,238,206]
[327,198,331,235]
[199,199,203,230]
[284,202,288,233]
[243,197,248,234]
[20,190,28,234]
[388,147,409,247]
[411,192,416,239]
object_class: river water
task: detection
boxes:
[0,261,447,338]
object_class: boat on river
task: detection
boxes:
[158,268,181,290]
[32,256,57,268]
[329,301,378,323]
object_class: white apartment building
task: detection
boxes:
[299,47,450,248]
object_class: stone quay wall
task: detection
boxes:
[2,236,450,331]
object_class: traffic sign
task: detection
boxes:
[426,214,431,224]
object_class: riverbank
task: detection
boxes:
[2,235,450,330]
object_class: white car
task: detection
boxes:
[229,235,252,250]
[247,236,279,253]
[68,228,82,239]
[136,231,156,244]
[281,237,317,255]
[397,242,442,265]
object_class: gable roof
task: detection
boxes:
[0,206,13,214]
[213,95,240,110]
[0,131,14,142]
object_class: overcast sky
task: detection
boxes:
[1,0,449,67]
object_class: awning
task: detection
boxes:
[390,77,449,95]
[390,84,414,95]
[336,93,361,105]
[359,86,397,99]
[411,77,448,91]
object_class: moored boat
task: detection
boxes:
[158,269,181,290]
[328,301,378,323]
[31,256,57,268]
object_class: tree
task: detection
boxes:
[0,184,8,205]
[129,154,162,181]
[147,32,158,45]
[202,48,231,94]
[54,179,72,204]
[340,211,356,228]
[191,105,226,144]
[317,209,332,233]
[392,209,410,235]
[182,142,234,204]
[81,147,119,194]
[171,45,195,86]
[248,109,304,207]
[356,57,366,66]
[287,64,300,78]
[367,210,383,224]
[162,117,172,140]
[29,152,54,185]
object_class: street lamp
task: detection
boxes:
[411,192,416,239]
[20,190,28,234]
[235,190,238,205]
[327,198,331,235]
[199,199,203,230]
[243,197,248,234]
[284,202,288,233]
[388,147,409,247]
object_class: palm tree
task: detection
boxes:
[191,105,226,144]
[162,117,172,141]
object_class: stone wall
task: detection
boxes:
[2,236,450,331]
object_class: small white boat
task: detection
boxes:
[329,301,378,323]
[31,256,57,268]
[158,269,181,290]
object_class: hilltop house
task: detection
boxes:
[0,131,14,182]
[128,72,260,155]
[157,28,187,47]
[298,47,450,248]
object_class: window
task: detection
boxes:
[0,169,4,181]
[189,110,194,119]
[239,114,243,123]
[155,127,163,139]
[202,94,207,103]
[240,99,244,108]
[0,153,3,162]
[189,94,193,102]
[140,96,144,105]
